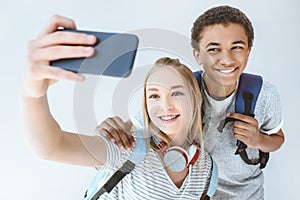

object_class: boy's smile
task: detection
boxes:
[193,23,251,99]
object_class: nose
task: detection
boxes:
[219,51,235,67]
[161,96,175,111]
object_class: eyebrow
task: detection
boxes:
[205,40,246,48]
[232,40,246,45]
[147,85,184,92]
[147,88,158,92]
[171,85,184,90]
[205,42,220,48]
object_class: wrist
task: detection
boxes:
[21,90,47,103]
[256,133,267,152]
[20,81,48,99]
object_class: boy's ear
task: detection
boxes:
[193,50,202,65]
[247,47,252,58]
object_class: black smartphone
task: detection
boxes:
[50,29,139,78]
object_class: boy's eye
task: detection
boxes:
[232,46,243,50]
[172,91,184,96]
[207,48,220,53]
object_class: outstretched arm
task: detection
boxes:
[21,15,106,167]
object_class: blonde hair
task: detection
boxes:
[142,57,203,151]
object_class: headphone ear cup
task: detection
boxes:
[163,146,189,172]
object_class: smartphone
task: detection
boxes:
[50,29,139,78]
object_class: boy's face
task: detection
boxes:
[193,23,251,93]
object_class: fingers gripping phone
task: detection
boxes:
[50,29,139,78]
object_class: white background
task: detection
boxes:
[1,0,299,199]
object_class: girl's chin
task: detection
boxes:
[162,131,178,137]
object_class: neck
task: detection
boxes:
[169,132,189,148]
[203,75,236,100]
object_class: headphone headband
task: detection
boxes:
[151,135,200,172]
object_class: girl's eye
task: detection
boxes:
[149,94,159,99]
[172,91,184,96]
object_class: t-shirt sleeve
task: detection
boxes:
[257,82,283,134]
[96,135,128,170]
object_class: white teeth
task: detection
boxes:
[160,116,177,121]
[219,68,236,74]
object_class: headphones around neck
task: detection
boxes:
[151,136,200,172]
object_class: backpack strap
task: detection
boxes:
[235,73,262,116]
[194,70,203,88]
[83,129,146,200]
[201,158,219,199]
[234,73,269,169]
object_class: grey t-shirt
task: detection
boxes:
[200,78,282,200]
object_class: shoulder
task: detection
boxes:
[98,134,130,169]
[195,150,213,173]
[258,80,281,105]
[255,80,283,132]
[261,81,279,95]
[191,150,214,191]
[203,151,213,167]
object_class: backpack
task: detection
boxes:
[82,129,219,200]
[194,70,269,169]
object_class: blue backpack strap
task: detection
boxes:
[193,70,203,87]
[83,129,146,200]
[82,166,112,200]
[203,158,218,199]
[234,73,269,169]
[128,129,147,164]
[235,73,262,115]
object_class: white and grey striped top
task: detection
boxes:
[98,136,212,200]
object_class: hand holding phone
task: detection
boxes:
[50,29,139,78]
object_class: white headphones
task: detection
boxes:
[151,136,200,172]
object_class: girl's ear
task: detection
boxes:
[193,50,202,65]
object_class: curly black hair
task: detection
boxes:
[191,5,254,51]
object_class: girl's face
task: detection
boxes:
[146,67,193,142]
[193,23,251,96]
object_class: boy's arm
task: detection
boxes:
[258,129,284,152]
[95,116,136,152]
[227,113,285,153]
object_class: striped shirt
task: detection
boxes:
[98,135,212,200]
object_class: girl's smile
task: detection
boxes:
[146,67,193,144]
